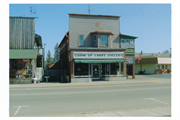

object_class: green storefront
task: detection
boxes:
[9,49,38,84]
[70,51,127,82]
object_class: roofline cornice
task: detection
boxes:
[68,13,120,18]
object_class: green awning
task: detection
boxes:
[74,59,124,63]
[9,49,38,59]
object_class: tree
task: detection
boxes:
[163,50,169,53]
[46,50,53,64]
[53,43,60,62]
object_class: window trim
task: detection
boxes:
[78,34,84,47]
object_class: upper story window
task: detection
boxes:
[93,35,97,47]
[121,39,125,48]
[101,35,108,46]
[90,30,113,47]
[126,39,129,48]
[121,39,134,48]
[130,39,134,48]
[79,35,84,46]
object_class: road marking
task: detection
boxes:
[144,98,169,105]
[13,106,29,115]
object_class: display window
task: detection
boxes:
[101,63,109,75]
[9,59,33,78]
[74,63,89,76]
[110,63,119,75]
[101,63,123,76]
[74,62,124,78]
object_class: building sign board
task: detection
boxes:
[126,57,134,64]
[73,52,124,59]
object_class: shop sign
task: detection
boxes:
[126,57,134,64]
[74,52,124,59]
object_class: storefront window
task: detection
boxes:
[101,63,109,75]
[75,63,89,76]
[106,64,109,75]
[110,63,119,75]
[102,63,106,75]
[161,64,164,69]
[157,65,160,69]
[121,63,124,74]
[9,59,33,78]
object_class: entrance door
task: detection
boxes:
[92,64,100,79]
[127,64,133,75]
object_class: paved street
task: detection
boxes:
[9,80,171,117]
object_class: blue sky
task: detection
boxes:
[9,4,171,59]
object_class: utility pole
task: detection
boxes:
[169,48,171,57]
[44,43,46,64]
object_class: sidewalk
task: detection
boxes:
[33,105,171,117]
[9,75,171,89]
[71,106,171,117]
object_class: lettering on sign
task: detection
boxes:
[73,52,124,59]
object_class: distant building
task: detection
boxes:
[135,53,171,74]
[58,13,138,82]
[9,17,44,84]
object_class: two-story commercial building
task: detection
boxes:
[59,13,138,82]
[9,17,44,84]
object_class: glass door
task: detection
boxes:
[92,64,100,79]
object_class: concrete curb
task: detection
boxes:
[9,79,170,89]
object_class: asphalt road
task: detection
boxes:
[9,82,171,117]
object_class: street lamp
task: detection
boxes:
[44,43,46,58]
[44,43,46,65]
